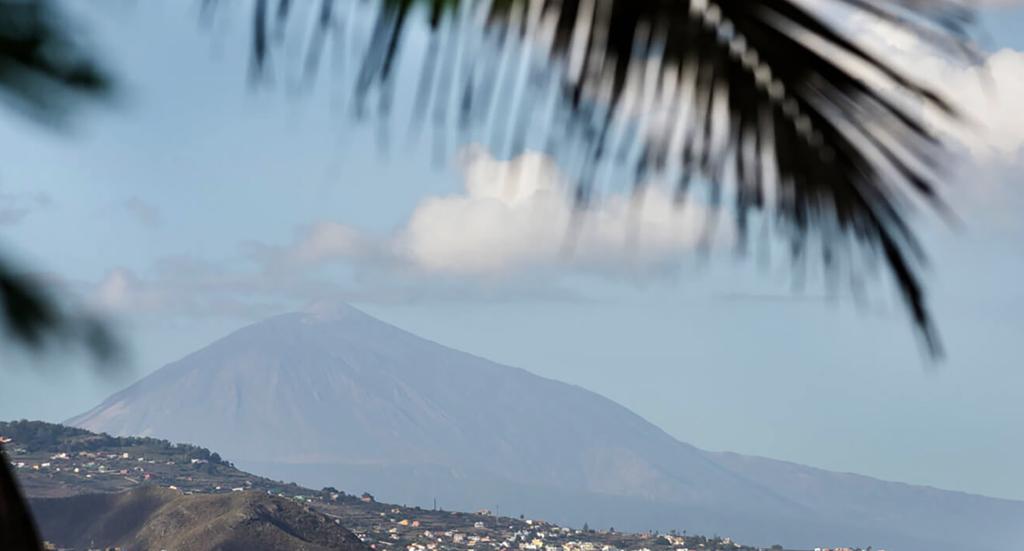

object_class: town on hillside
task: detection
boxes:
[3,421,878,551]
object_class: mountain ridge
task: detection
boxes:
[68,304,1024,551]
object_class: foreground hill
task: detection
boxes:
[68,304,1024,551]
[31,486,368,551]
[3,420,763,551]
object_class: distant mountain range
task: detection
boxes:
[68,304,1024,551]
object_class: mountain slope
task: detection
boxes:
[30,486,368,551]
[68,304,1024,551]
[4,419,765,551]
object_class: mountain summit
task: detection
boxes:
[69,306,1024,551]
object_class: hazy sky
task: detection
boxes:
[2,1,1023,502]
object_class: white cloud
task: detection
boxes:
[87,148,723,318]
[289,222,365,264]
[250,147,719,278]
[837,12,1024,161]
[937,49,1024,158]
[91,260,299,318]
[94,268,163,314]
[396,148,715,276]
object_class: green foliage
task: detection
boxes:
[0,420,232,467]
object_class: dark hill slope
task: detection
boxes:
[30,486,368,551]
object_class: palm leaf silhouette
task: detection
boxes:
[0,0,115,353]
[1,2,114,546]
[242,0,978,357]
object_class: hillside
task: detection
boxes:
[3,420,765,551]
[66,304,1024,551]
[31,486,367,551]
[1,420,246,499]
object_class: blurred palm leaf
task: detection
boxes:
[238,0,979,357]
[0,0,116,358]
[0,0,112,125]
[1,2,114,543]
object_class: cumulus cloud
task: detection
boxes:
[92,265,214,316]
[244,221,380,273]
[397,148,715,276]
[287,222,365,264]
[244,148,719,279]
[90,260,310,319]
[962,50,1024,157]
[94,268,144,312]
[834,10,1024,160]
[87,148,723,318]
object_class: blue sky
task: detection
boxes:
[2,1,1024,502]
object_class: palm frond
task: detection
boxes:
[0,3,117,547]
[239,0,978,357]
[0,0,116,358]
[0,0,114,126]
[0,258,119,361]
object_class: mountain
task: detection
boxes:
[68,304,1024,551]
[30,486,368,551]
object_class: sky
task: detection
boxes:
[1,1,1023,502]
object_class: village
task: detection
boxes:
[3,421,877,551]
